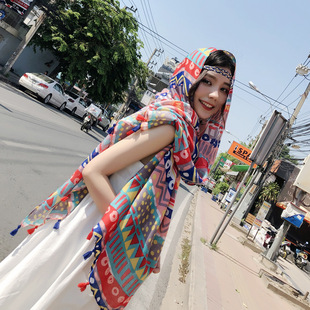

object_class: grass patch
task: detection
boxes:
[178,237,191,283]
[200,237,207,245]
[210,242,218,251]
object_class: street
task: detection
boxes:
[0,81,107,260]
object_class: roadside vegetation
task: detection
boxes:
[178,237,191,283]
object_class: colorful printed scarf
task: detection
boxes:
[11,47,235,309]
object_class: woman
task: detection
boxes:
[0,47,235,309]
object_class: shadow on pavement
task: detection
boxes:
[179,183,195,194]
[216,247,259,277]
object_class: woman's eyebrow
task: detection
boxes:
[205,72,231,87]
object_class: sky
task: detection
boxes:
[120,0,310,161]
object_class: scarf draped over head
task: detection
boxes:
[11,47,235,309]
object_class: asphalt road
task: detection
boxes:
[0,81,107,261]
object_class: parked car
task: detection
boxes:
[19,73,67,110]
[96,110,110,131]
[65,91,88,118]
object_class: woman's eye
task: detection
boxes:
[201,79,211,85]
[221,88,229,94]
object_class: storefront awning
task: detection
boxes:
[227,171,239,176]
[231,165,250,172]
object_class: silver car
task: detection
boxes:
[19,73,67,110]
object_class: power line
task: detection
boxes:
[146,0,165,63]
[281,77,307,106]
[137,21,189,55]
[137,24,186,58]
[235,80,289,109]
[140,0,157,49]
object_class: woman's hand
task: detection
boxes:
[82,125,175,215]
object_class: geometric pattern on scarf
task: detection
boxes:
[11,47,236,309]
[87,147,179,309]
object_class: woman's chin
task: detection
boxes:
[197,110,213,120]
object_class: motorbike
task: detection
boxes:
[81,113,99,133]
[294,242,309,270]
[81,103,102,133]
[263,227,277,249]
[278,240,292,259]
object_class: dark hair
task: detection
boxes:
[204,50,235,77]
[188,50,236,108]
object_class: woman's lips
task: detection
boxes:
[199,100,214,111]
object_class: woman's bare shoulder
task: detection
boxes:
[83,124,175,177]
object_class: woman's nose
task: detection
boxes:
[209,88,219,100]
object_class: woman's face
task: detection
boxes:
[192,68,231,120]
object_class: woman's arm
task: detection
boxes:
[82,124,175,215]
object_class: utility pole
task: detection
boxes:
[2,11,46,75]
[244,80,308,221]
[114,48,163,120]
[289,82,310,127]
[264,82,310,261]
[210,111,288,246]
[209,162,255,245]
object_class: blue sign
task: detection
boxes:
[281,202,306,228]
[226,188,236,203]
[283,214,305,228]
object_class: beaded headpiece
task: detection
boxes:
[203,65,233,84]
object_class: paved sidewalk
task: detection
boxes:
[188,190,309,310]
[0,65,21,88]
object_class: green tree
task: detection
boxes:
[279,144,298,165]
[255,182,280,213]
[31,0,148,104]
[212,181,229,195]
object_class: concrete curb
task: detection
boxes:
[188,190,208,310]
[0,70,20,89]
[267,283,310,310]
[260,269,310,309]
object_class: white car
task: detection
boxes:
[19,73,67,110]
[96,109,110,131]
[65,91,88,118]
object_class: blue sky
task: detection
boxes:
[121,0,310,160]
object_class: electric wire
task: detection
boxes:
[146,0,165,64]
[137,23,187,58]
[126,0,153,60]
[140,0,157,49]
[282,77,307,106]
[137,21,189,55]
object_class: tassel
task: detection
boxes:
[77,281,90,292]
[83,250,93,260]
[107,124,116,134]
[10,224,21,236]
[53,219,61,230]
[126,129,134,136]
[132,124,141,132]
[27,226,38,235]
[136,114,147,122]
[86,228,93,240]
